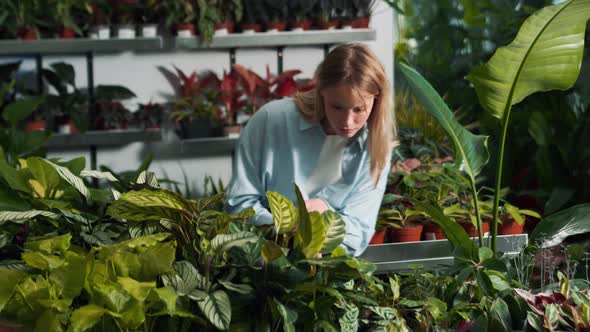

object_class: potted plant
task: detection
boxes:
[210,0,243,36]
[51,0,89,38]
[220,70,246,137]
[498,202,541,235]
[6,0,42,40]
[93,85,136,130]
[137,0,161,37]
[314,0,339,30]
[113,0,138,38]
[263,0,287,32]
[162,0,196,37]
[287,0,317,31]
[88,0,112,39]
[240,0,266,33]
[170,91,222,139]
[342,0,375,29]
[134,101,165,129]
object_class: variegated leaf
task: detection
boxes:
[321,211,346,254]
[136,170,159,188]
[211,232,258,252]
[266,191,298,234]
[198,290,231,331]
[80,170,119,182]
[0,210,60,224]
[44,160,90,198]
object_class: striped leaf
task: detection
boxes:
[338,303,359,332]
[107,200,182,222]
[321,211,346,254]
[211,232,258,252]
[261,240,284,263]
[274,299,297,332]
[44,160,90,199]
[136,170,159,188]
[128,220,160,238]
[301,211,326,259]
[294,185,312,250]
[80,170,118,182]
[118,189,187,211]
[0,232,10,249]
[0,210,60,224]
[266,191,298,234]
[198,290,231,331]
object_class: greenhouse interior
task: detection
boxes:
[0,0,589,331]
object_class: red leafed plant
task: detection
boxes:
[220,70,247,126]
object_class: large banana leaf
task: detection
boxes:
[468,0,590,120]
[529,203,590,248]
[399,63,489,179]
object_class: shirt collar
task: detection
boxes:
[299,115,368,150]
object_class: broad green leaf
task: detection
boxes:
[261,240,283,263]
[44,160,89,199]
[22,251,66,270]
[415,202,477,258]
[117,189,186,210]
[0,210,60,224]
[530,203,590,248]
[117,277,156,302]
[69,304,109,332]
[27,157,61,197]
[294,185,312,250]
[92,281,132,313]
[198,290,231,331]
[35,309,64,332]
[301,211,326,259]
[274,299,297,332]
[50,251,86,299]
[321,211,346,254]
[266,191,298,234]
[211,232,258,252]
[338,302,359,332]
[1,129,51,158]
[2,97,44,127]
[136,170,159,188]
[468,0,590,121]
[399,62,489,178]
[146,286,177,314]
[25,233,72,254]
[0,146,31,193]
[0,268,27,312]
[80,170,118,182]
[478,247,494,262]
[0,186,31,211]
[51,62,76,87]
[107,199,182,222]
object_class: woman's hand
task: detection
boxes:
[304,199,330,213]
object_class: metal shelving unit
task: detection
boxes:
[147,136,239,158]
[46,129,163,149]
[0,37,163,55]
[360,234,528,273]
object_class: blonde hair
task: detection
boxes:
[294,43,395,186]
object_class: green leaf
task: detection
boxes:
[80,170,118,182]
[211,232,258,252]
[1,129,51,158]
[25,233,72,254]
[530,203,590,247]
[95,85,136,100]
[294,185,312,250]
[301,211,327,258]
[50,251,86,299]
[136,170,159,188]
[51,62,76,87]
[128,220,160,239]
[22,251,66,270]
[320,211,346,254]
[478,247,494,262]
[218,279,253,295]
[35,309,64,332]
[338,302,359,332]
[198,290,231,331]
[0,146,31,193]
[399,62,489,178]
[161,261,208,296]
[489,298,511,332]
[27,157,61,196]
[117,189,186,210]
[0,210,60,224]
[107,200,182,222]
[44,160,89,199]
[69,304,109,332]
[467,0,590,120]
[274,298,297,332]
[261,240,284,263]
[266,191,298,234]
[0,186,31,211]
[117,276,156,302]
[0,268,27,312]
[2,97,44,127]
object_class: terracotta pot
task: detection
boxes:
[265,21,287,32]
[288,20,313,31]
[18,28,38,40]
[240,23,263,33]
[176,23,196,37]
[369,229,387,245]
[423,223,446,240]
[316,20,340,30]
[461,221,490,237]
[499,217,525,235]
[214,22,235,35]
[352,17,370,28]
[390,224,423,243]
[59,26,76,39]
[24,120,46,132]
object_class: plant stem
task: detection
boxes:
[469,179,483,247]
[491,106,512,254]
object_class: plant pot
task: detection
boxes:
[176,23,195,37]
[289,20,313,31]
[390,224,423,243]
[214,22,235,36]
[223,125,241,138]
[25,120,46,132]
[265,22,287,33]
[17,28,38,40]
[461,221,490,237]
[141,24,158,37]
[178,119,213,139]
[343,17,370,29]
[57,119,78,135]
[90,25,111,39]
[423,223,446,240]
[316,20,340,30]
[117,25,136,38]
[369,229,388,245]
[240,23,262,34]
[59,26,76,39]
[499,219,525,235]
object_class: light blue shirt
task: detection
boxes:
[225,98,391,256]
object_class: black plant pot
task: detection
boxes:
[178,119,222,139]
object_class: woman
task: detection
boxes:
[225,43,395,256]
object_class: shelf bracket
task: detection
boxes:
[277,46,284,74]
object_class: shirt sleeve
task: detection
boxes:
[224,109,274,226]
[337,156,391,256]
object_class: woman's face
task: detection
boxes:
[320,84,375,138]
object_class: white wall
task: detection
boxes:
[4,2,395,197]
